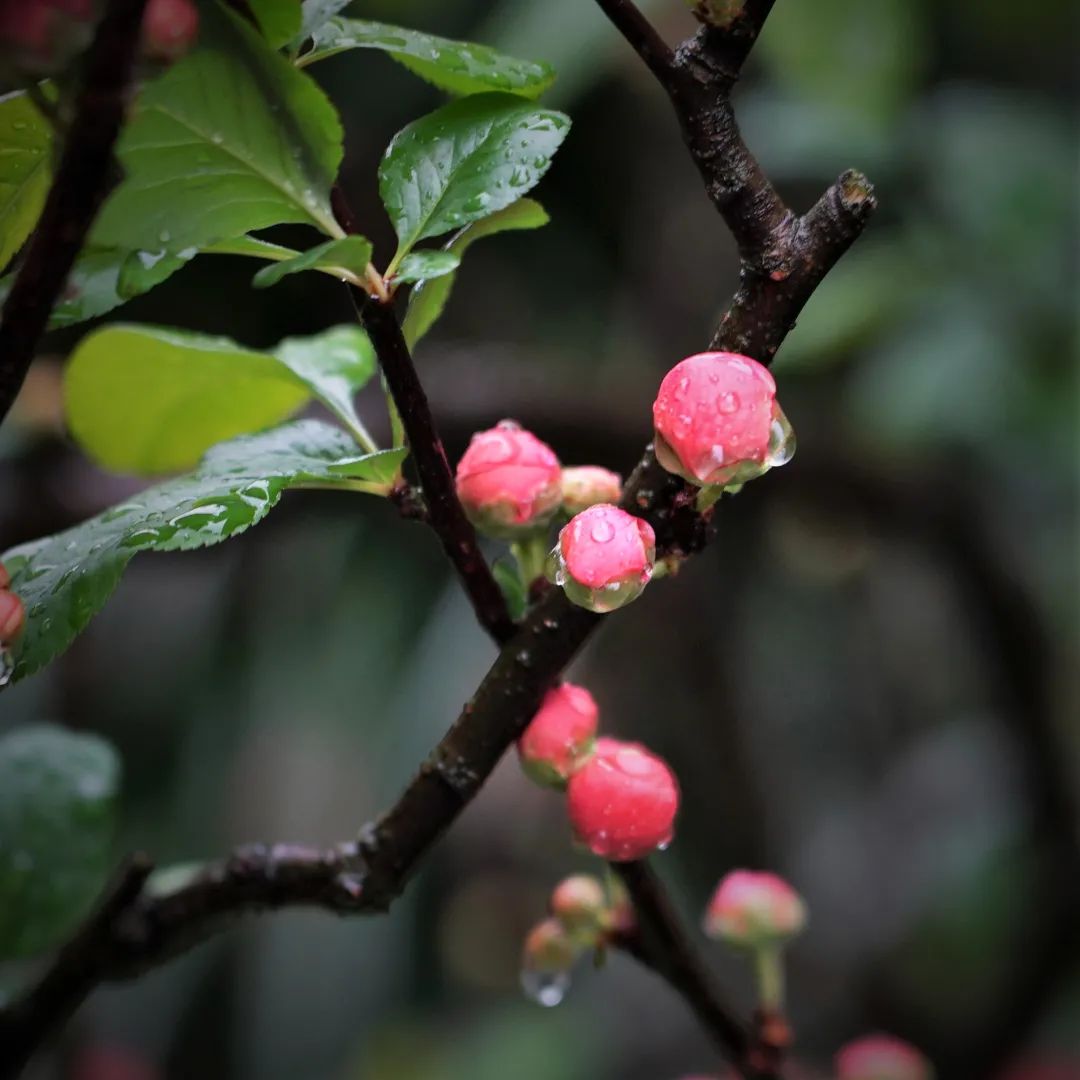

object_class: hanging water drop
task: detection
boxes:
[521,967,571,1008]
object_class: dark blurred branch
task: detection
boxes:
[0,1,876,1074]
[355,297,516,644]
[0,0,147,428]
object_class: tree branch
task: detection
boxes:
[0,1,876,1074]
[0,0,148,429]
[355,297,516,644]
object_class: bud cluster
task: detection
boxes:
[517,683,680,862]
[521,872,634,1005]
[456,351,790,616]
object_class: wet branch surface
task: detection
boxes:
[0,0,148,428]
[0,2,876,1077]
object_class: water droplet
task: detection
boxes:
[521,967,571,1007]
[0,648,13,687]
[765,406,796,468]
[588,519,615,544]
[717,391,740,414]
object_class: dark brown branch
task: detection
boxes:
[0,855,153,1078]
[0,0,148,428]
[355,297,516,644]
[592,0,678,88]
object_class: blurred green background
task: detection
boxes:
[1,0,1077,1077]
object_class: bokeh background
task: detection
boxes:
[1,0,1077,1077]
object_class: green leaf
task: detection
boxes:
[272,325,377,438]
[379,93,568,269]
[202,234,300,261]
[295,0,351,46]
[64,324,377,474]
[402,198,548,349]
[391,250,460,285]
[0,725,120,959]
[0,244,193,330]
[92,1,344,254]
[251,235,371,288]
[2,422,405,682]
[0,90,53,273]
[248,0,302,47]
[0,235,305,332]
[300,18,556,100]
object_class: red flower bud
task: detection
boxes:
[142,0,198,62]
[548,504,655,613]
[522,916,579,974]
[704,870,806,949]
[0,589,25,644]
[550,874,607,938]
[835,1035,933,1080]
[652,351,795,489]
[560,466,623,515]
[517,683,598,789]
[566,736,679,861]
[0,561,9,589]
[455,420,562,538]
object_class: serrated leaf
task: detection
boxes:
[0,725,120,959]
[252,235,372,288]
[0,90,53,274]
[402,198,548,349]
[92,1,344,254]
[248,0,302,47]
[300,18,555,101]
[391,250,460,285]
[2,422,405,682]
[379,93,568,268]
[65,324,377,474]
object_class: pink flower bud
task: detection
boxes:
[704,870,807,948]
[548,504,656,613]
[0,589,25,644]
[517,683,599,789]
[835,1035,933,1080]
[455,420,562,538]
[560,466,623,515]
[522,916,579,974]
[566,736,679,861]
[652,351,795,489]
[142,0,199,62]
[550,874,607,938]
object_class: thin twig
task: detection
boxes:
[357,297,517,644]
[0,0,148,428]
[592,0,678,88]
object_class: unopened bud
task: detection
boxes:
[517,683,598,789]
[547,504,655,614]
[455,420,562,538]
[704,870,806,949]
[835,1035,933,1080]
[550,874,607,939]
[653,351,794,491]
[560,466,623,515]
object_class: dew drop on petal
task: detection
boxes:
[589,519,615,544]
[717,391,740,415]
